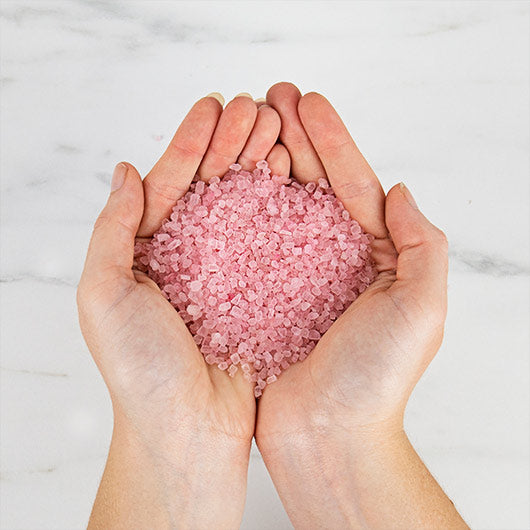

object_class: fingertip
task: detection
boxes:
[116,161,141,180]
[386,182,419,212]
[226,94,258,116]
[266,82,302,104]
[388,182,403,194]
[110,162,128,192]
[107,161,144,224]
[386,181,413,213]
[220,96,258,134]
[299,91,325,104]
[110,161,142,195]
[399,182,419,209]
[298,92,334,125]
[195,95,225,118]
[385,182,445,253]
[385,182,403,203]
[258,104,281,130]
[206,92,225,106]
[84,161,145,278]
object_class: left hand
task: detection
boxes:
[256,82,447,456]
[253,82,462,529]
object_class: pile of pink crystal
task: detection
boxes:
[134,161,376,397]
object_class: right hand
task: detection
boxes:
[77,93,288,528]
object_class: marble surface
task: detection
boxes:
[1,1,529,529]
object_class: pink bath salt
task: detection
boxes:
[186,304,201,316]
[189,280,202,292]
[219,301,231,312]
[134,161,376,397]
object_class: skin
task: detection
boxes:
[78,85,468,528]
[78,93,286,529]
[256,83,468,528]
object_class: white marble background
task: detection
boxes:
[1,1,529,528]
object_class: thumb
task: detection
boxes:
[82,162,144,283]
[385,182,448,314]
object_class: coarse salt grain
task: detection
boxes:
[135,161,376,397]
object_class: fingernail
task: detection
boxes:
[399,182,418,209]
[206,92,224,106]
[255,97,266,103]
[235,92,252,99]
[111,163,127,192]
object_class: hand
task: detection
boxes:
[77,92,287,529]
[257,83,446,436]
[255,83,467,528]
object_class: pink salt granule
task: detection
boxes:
[134,161,376,397]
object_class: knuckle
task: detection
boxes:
[317,138,350,156]
[170,141,204,159]
[93,213,136,237]
[335,177,378,200]
[281,128,311,148]
[115,217,138,235]
[144,177,188,202]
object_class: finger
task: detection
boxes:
[266,82,326,183]
[255,97,267,108]
[237,105,281,171]
[197,93,258,181]
[138,94,224,237]
[385,182,448,312]
[297,92,387,238]
[83,163,144,282]
[266,143,291,177]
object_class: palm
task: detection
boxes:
[259,265,440,431]
[84,271,254,440]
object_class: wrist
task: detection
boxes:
[256,419,408,529]
[113,405,252,463]
[257,416,405,470]
[119,416,252,512]
[91,411,252,529]
[256,397,405,460]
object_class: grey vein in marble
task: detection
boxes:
[0,274,77,287]
[55,144,82,154]
[449,249,530,277]
[1,368,68,378]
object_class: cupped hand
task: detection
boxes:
[77,93,288,527]
[257,83,449,443]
